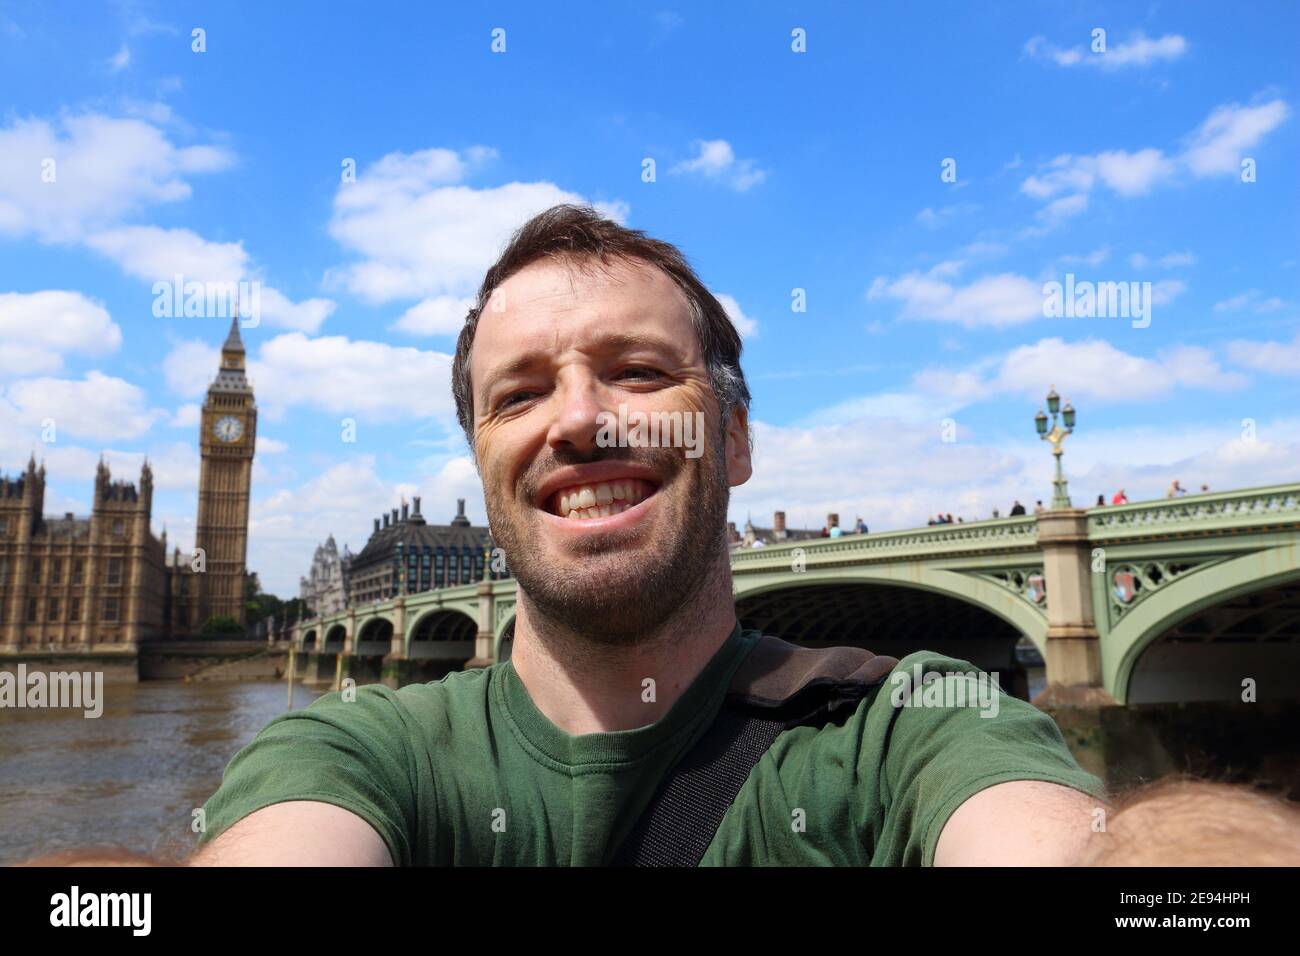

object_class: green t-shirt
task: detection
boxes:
[199,625,1103,865]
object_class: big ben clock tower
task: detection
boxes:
[195,316,256,627]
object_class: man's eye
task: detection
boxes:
[617,367,662,382]
[499,390,539,409]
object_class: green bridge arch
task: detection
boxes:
[1104,543,1300,703]
[732,566,1049,653]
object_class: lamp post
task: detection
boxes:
[1034,387,1076,509]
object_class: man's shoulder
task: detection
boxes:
[743,641,1080,763]
[729,632,898,705]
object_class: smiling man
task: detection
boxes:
[193,205,1105,867]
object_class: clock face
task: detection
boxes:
[213,416,244,443]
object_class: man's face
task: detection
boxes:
[469,257,751,642]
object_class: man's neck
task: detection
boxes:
[508,558,737,735]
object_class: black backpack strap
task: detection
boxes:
[610,634,897,867]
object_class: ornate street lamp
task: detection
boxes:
[1035,387,1075,509]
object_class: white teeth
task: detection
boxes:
[553,478,654,519]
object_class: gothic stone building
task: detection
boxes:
[345,497,509,607]
[0,318,256,651]
[300,534,350,617]
[0,457,167,649]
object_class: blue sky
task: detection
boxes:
[1,1,1297,597]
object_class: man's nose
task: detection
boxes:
[545,374,608,455]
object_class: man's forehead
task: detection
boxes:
[472,258,696,366]
[486,256,686,315]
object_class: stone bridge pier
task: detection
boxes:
[1037,510,1113,706]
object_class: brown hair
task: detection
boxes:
[1083,778,1300,866]
[450,203,751,450]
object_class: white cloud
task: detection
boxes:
[108,45,131,72]
[257,287,336,334]
[0,113,232,242]
[13,444,199,507]
[1039,193,1089,226]
[1096,33,1187,70]
[805,390,970,426]
[1022,149,1174,200]
[1025,33,1187,71]
[989,338,1245,402]
[915,203,978,229]
[1096,148,1176,195]
[170,403,201,427]
[1182,100,1290,176]
[714,293,757,338]
[162,340,219,398]
[1226,334,1300,374]
[248,453,488,596]
[86,225,336,333]
[1150,279,1187,306]
[0,112,331,333]
[732,416,1025,534]
[1019,99,1288,216]
[1213,289,1290,314]
[86,225,249,281]
[163,334,456,421]
[390,295,475,336]
[1131,251,1197,269]
[1061,247,1110,266]
[1023,36,1083,67]
[327,146,616,305]
[867,268,1044,328]
[960,240,1009,259]
[1056,421,1300,505]
[256,436,288,453]
[742,389,1293,537]
[927,259,965,279]
[4,372,165,441]
[669,139,766,192]
[808,337,1247,427]
[0,291,121,375]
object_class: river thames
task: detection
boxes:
[0,680,325,865]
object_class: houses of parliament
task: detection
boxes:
[0,319,256,652]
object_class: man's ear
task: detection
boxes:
[724,404,752,488]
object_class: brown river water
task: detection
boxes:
[0,680,325,865]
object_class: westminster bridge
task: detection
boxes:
[291,483,1300,705]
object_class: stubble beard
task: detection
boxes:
[485,437,731,647]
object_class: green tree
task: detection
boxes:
[200,615,242,637]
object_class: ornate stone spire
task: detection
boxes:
[212,315,252,394]
[223,314,245,353]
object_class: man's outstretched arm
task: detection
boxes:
[190,801,394,867]
[934,780,1102,866]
